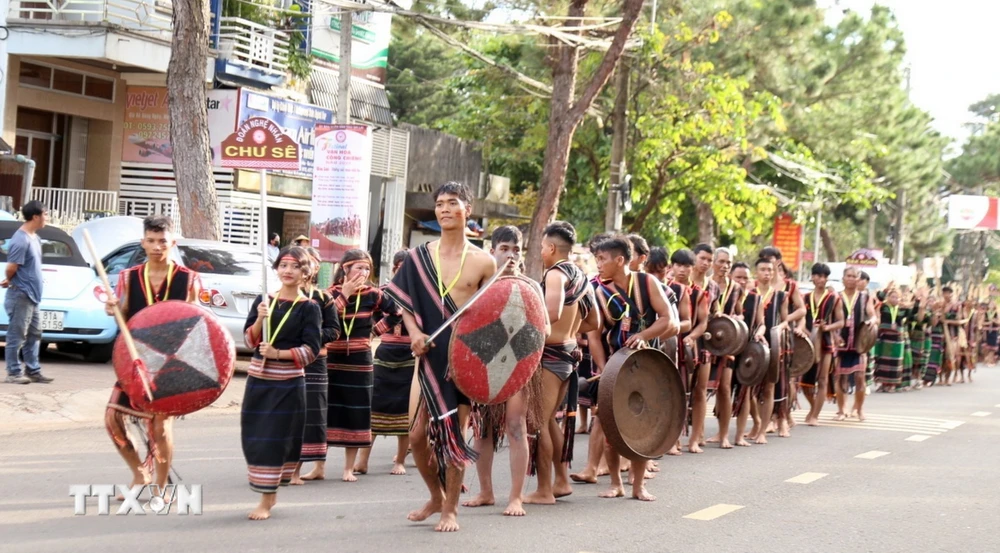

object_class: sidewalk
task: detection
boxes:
[0,357,251,434]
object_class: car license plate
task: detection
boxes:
[41,311,64,331]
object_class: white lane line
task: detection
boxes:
[683,504,744,521]
[785,472,828,484]
[905,434,931,442]
[855,450,891,460]
[971,411,992,417]
[941,421,965,429]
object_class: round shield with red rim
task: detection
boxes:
[449,276,546,405]
[113,300,236,416]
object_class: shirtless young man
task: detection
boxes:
[800,263,844,425]
[706,247,744,449]
[525,221,598,505]
[730,262,765,447]
[748,257,790,444]
[464,225,548,516]
[385,182,497,533]
[670,248,711,452]
[103,216,200,499]
[588,236,677,501]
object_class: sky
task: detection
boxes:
[821,0,1000,150]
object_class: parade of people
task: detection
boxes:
[5,4,1000,549]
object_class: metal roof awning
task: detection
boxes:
[310,67,393,127]
[0,138,12,156]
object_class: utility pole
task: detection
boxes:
[337,9,353,124]
[605,62,629,232]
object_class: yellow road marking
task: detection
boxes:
[785,472,828,484]
[855,450,891,459]
[683,504,744,521]
[905,434,931,442]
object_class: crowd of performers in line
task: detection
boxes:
[101,184,998,531]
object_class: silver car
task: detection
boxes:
[73,217,277,353]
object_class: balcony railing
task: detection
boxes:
[32,187,119,228]
[218,17,289,78]
[9,0,173,40]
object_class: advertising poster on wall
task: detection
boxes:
[311,123,373,262]
[238,90,334,179]
[121,86,237,165]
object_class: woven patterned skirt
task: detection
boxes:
[924,331,944,383]
[874,328,906,386]
[327,350,374,448]
[301,355,329,462]
[371,348,415,437]
[241,376,305,493]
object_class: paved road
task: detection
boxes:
[2,355,998,553]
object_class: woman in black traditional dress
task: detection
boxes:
[326,249,398,482]
[293,248,340,484]
[241,246,322,520]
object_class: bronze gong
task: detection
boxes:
[789,333,816,378]
[703,316,744,357]
[661,335,679,367]
[735,340,770,386]
[597,347,685,461]
[855,322,878,353]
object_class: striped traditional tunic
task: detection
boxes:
[301,287,341,462]
[242,295,321,493]
[326,284,398,448]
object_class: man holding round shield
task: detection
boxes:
[103,216,200,498]
[386,182,497,533]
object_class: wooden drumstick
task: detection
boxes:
[82,229,154,402]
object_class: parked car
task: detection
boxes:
[72,217,278,353]
[0,221,118,362]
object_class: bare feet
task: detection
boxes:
[523,491,557,505]
[596,465,610,477]
[342,469,358,482]
[461,494,495,508]
[755,434,768,445]
[688,442,704,454]
[855,411,866,422]
[667,445,683,456]
[407,499,442,522]
[706,434,721,444]
[788,417,797,429]
[248,493,276,521]
[301,467,325,481]
[503,498,526,516]
[735,438,751,447]
[553,485,573,498]
[352,464,368,475]
[632,486,656,501]
[290,475,305,486]
[649,460,660,472]
[116,473,151,501]
[719,438,733,449]
[435,511,460,532]
[575,425,589,435]
[599,486,625,498]
[390,462,407,475]
[805,416,819,427]
[570,470,598,484]
[833,413,846,421]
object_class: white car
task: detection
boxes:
[73,217,278,353]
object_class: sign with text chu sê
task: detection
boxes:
[220,117,301,171]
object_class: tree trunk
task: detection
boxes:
[168,0,221,240]
[605,62,629,233]
[866,207,877,249]
[820,227,839,261]
[522,0,645,279]
[693,194,714,246]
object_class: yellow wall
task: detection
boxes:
[4,56,126,192]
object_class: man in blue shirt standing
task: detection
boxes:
[3,200,53,384]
